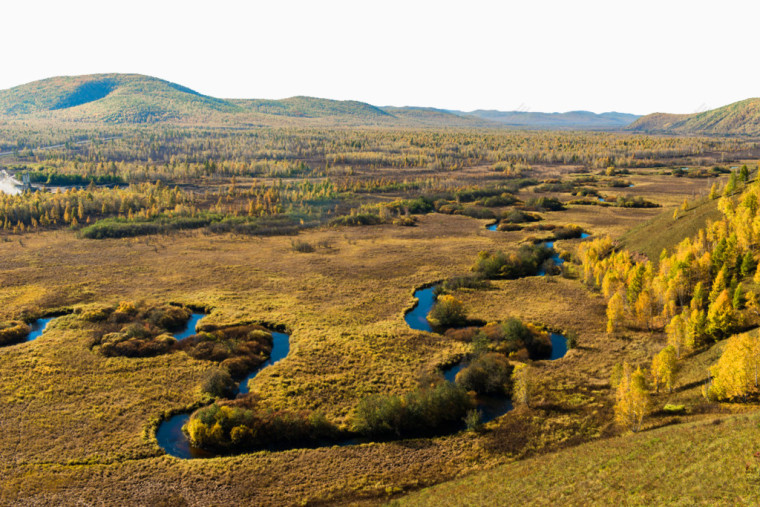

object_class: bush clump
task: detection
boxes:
[438,275,490,293]
[291,239,315,253]
[497,223,522,232]
[472,244,552,279]
[175,326,273,379]
[80,306,114,322]
[551,224,586,240]
[201,367,237,398]
[475,318,552,359]
[329,213,383,227]
[461,206,495,219]
[502,209,541,224]
[185,398,337,451]
[477,193,517,207]
[455,353,514,395]
[524,197,565,211]
[427,295,468,329]
[392,216,417,226]
[613,196,659,208]
[90,303,193,357]
[352,382,474,438]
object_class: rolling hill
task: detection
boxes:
[0,74,242,123]
[627,98,760,136]
[0,74,497,127]
[0,73,640,129]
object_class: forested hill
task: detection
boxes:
[0,73,637,129]
[627,98,760,136]
[0,74,493,127]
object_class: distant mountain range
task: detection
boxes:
[454,109,640,129]
[0,74,641,130]
[627,98,760,136]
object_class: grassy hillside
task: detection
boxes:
[397,409,760,506]
[620,195,722,261]
[628,98,760,136]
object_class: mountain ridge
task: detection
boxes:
[0,73,641,129]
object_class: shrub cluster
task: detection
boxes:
[185,398,337,451]
[455,352,514,395]
[479,318,552,359]
[446,317,552,359]
[427,295,468,329]
[174,325,273,379]
[438,275,490,293]
[472,244,553,279]
[524,196,565,211]
[328,213,383,227]
[502,209,541,224]
[91,303,192,357]
[352,382,474,438]
[612,196,659,208]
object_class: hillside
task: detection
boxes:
[398,410,759,505]
[628,98,760,136]
[381,106,497,127]
[620,195,722,262]
[0,74,242,123]
[462,109,640,129]
[234,96,392,121]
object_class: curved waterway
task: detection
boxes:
[159,265,576,458]
[27,317,54,342]
[174,313,205,340]
[236,331,290,396]
[404,286,437,332]
[441,331,568,423]
[156,319,291,459]
[537,232,590,276]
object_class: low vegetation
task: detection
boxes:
[454,352,513,395]
[472,244,553,279]
[0,320,31,346]
[352,381,474,438]
[185,397,337,452]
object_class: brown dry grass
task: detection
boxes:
[0,166,742,505]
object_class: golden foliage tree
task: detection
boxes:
[651,345,677,393]
[707,332,760,400]
[606,292,625,334]
[614,362,649,432]
[511,363,532,407]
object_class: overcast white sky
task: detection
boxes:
[1,0,758,115]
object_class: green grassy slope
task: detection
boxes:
[620,196,722,261]
[397,410,760,506]
[628,98,760,136]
